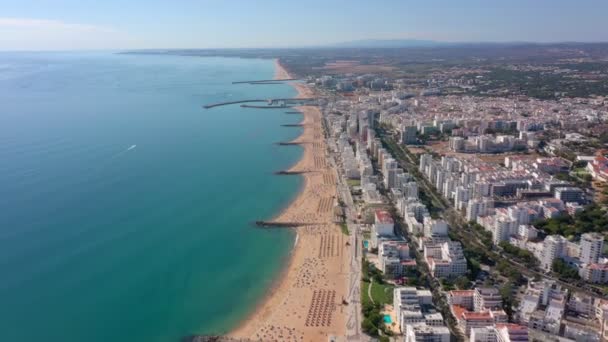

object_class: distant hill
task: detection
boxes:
[330,39,446,48]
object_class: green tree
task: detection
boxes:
[455,276,472,290]
[362,318,377,336]
[500,282,517,319]
[552,259,580,280]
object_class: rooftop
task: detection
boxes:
[375,209,394,224]
[449,290,475,296]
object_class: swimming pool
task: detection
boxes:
[383,315,392,323]
[363,240,369,249]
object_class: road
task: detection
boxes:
[345,221,367,342]
[326,132,369,342]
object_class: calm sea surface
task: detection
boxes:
[0,52,302,341]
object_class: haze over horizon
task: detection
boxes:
[1,0,608,51]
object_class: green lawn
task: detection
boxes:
[370,281,394,305]
[361,281,372,306]
[362,280,394,306]
[340,223,350,236]
[347,179,361,187]
[574,169,591,177]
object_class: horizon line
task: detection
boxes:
[3,40,608,53]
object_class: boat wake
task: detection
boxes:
[110,145,137,159]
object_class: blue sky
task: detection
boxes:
[1,0,607,50]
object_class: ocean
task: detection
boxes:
[0,52,302,341]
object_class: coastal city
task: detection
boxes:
[112,46,608,342]
[294,49,608,342]
[6,3,608,342]
[107,35,608,342]
[192,47,608,341]
[190,45,608,342]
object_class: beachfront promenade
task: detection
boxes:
[329,146,368,342]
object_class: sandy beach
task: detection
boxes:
[228,60,349,341]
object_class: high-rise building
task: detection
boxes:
[423,218,449,238]
[443,178,456,199]
[371,210,395,248]
[404,181,419,200]
[365,110,375,129]
[366,128,375,150]
[436,171,446,193]
[455,186,471,211]
[450,137,465,152]
[541,235,567,271]
[466,199,492,223]
[493,216,518,244]
[419,154,433,173]
[401,125,418,145]
[580,233,604,264]
[580,264,608,283]
[383,158,398,176]
[386,168,399,189]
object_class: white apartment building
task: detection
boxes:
[474,288,503,312]
[423,218,449,238]
[541,235,567,271]
[394,287,434,331]
[448,290,475,310]
[371,210,395,248]
[470,326,495,342]
[580,233,604,264]
[580,263,608,283]
[470,324,529,342]
[466,199,493,222]
[405,324,450,342]
[451,305,508,336]
[493,216,518,244]
[378,240,411,278]
[455,186,471,211]
[374,210,394,235]
[394,287,433,308]
[424,241,468,278]
[404,181,419,200]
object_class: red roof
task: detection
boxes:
[496,323,528,331]
[451,305,467,319]
[462,311,493,320]
[375,210,394,224]
[589,263,608,270]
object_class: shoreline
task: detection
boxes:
[228,59,349,341]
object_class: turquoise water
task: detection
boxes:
[383,315,392,323]
[0,52,303,341]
